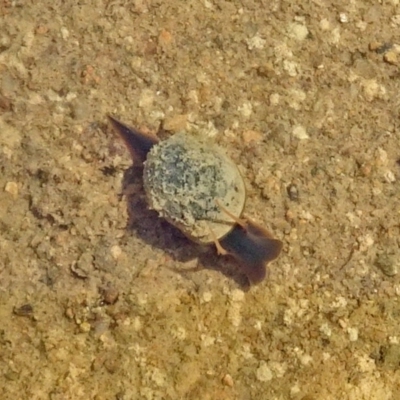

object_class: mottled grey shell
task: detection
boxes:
[143,133,246,244]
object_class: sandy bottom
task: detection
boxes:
[1,1,400,399]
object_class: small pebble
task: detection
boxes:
[383,51,398,65]
[339,13,348,23]
[256,361,273,382]
[246,34,266,50]
[222,373,234,387]
[13,304,33,317]
[201,291,212,303]
[287,183,300,202]
[5,181,18,198]
[369,41,392,54]
[287,22,309,41]
[292,125,309,140]
[100,285,119,305]
[269,93,280,105]
[299,354,312,366]
[60,27,69,40]
[383,169,396,183]
[110,245,122,260]
[73,252,93,278]
[375,252,398,277]
[348,327,359,342]
[70,262,89,279]
[229,288,245,302]
[320,18,330,31]
[283,60,299,77]
[79,321,91,333]
[369,41,381,51]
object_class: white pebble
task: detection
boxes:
[172,326,186,340]
[362,79,386,102]
[283,60,299,77]
[230,288,245,302]
[238,102,253,118]
[320,322,332,337]
[292,125,309,140]
[201,334,215,347]
[383,170,396,183]
[256,361,273,382]
[5,181,18,197]
[269,93,280,105]
[299,354,312,366]
[110,245,122,260]
[348,327,359,342]
[222,373,234,387]
[287,22,309,41]
[201,291,212,303]
[60,27,70,40]
[339,13,348,23]
[246,34,266,50]
[291,384,301,395]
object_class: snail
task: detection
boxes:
[108,116,282,284]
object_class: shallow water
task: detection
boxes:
[1,1,399,399]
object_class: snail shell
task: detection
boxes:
[143,132,246,244]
